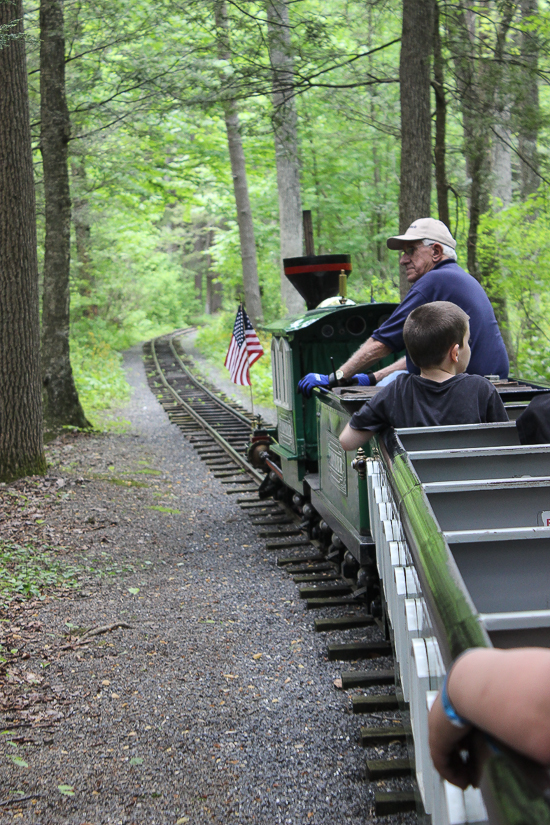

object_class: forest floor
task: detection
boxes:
[0,345,411,825]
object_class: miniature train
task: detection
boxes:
[252,255,550,824]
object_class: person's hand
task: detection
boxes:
[428,693,477,789]
[353,373,374,386]
[297,373,330,398]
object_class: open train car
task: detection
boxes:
[256,255,550,824]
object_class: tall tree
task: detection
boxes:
[0,0,47,481]
[451,0,515,278]
[518,0,540,198]
[40,0,90,431]
[433,0,449,228]
[266,0,305,316]
[398,0,433,297]
[214,1,263,326]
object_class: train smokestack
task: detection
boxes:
[283,254,351,311]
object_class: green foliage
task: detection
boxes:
[478,192,550,383]
[70,333,131,424]
[0,541,79,607]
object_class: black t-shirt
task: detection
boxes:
[516,394,550,444]
[349,373,509,432]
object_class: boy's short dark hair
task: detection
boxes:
[403,301,469,368]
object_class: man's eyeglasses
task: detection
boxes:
[401,244,421,257]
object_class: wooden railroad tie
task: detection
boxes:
[340,668,394,689]
[352,693,399,713]
[284,562,336,574]
[277,552,326,566]
[327,640,392,661]
[360,724,408,746]
[366,757,413,780]
[266,538,311,550]
[292,572,338,584]
[299,583,352,599]
[314,615,375,632]
[374,790,416,816]
[305,596,360,610]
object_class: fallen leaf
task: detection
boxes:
[58,784,75,796]
[23,672,42,685]
[129,757,143,766]
[176,818,190,824]
[128,587,139,596]
[333,678,343,690]
[252,653,262,660]
[8,755,28,768]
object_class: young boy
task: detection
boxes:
[339,301,508,451]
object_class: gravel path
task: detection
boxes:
[0,344,413,825]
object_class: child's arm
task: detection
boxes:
[429,647,550,788]
[340,423,374,450]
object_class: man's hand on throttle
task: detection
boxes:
[297,373,330,398]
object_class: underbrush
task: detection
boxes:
[194,313,274,407]
[70,333,131,427]
[0,540,79,608]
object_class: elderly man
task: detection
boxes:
[298,218,509,396]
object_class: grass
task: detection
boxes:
[0,540,79,608]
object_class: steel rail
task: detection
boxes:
[151,336,265,485]
[169,330,254,428]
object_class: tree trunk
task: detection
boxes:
[492,103,512,208]
[40,0,90,431]
[214,1,263,327]
[452,1,516,278]
[433,0,450,229]
[399,0,434,297]
[519,0,540,198]
[71,158,99,317]
[206,274,223,314]
[265,0,305,316]
[0,0,47,480]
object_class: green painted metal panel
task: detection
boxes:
[315,391,371,537]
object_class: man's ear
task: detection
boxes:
[431,243,444,261]
[450,343,460,363]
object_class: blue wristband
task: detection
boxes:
[441,670,470,729]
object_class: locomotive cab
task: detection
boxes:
[260,254,401,494]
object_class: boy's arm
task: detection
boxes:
[340,423,374,450]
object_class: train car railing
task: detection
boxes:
[368,424,550,825]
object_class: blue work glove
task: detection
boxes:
[297,373,330,398]
[351,373,377,386]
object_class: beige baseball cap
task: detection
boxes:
[386,217,456,250]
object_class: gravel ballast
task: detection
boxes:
[0,344,416,824]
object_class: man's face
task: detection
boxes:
[399,242,436,283]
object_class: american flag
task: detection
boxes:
[224,304,264,386]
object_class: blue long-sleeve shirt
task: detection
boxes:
[371,260,509,378]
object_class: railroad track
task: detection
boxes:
[143,329,422,820]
